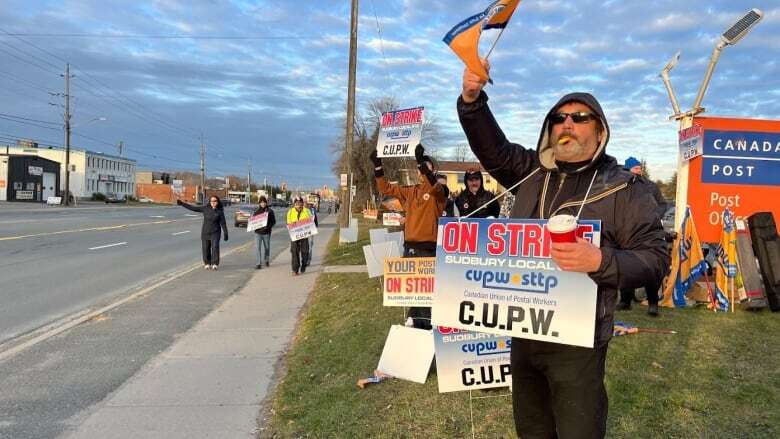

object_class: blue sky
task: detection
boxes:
[0,0,778,187]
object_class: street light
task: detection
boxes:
[658,8,763,231]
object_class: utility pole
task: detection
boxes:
[339,0,359,228]
[247,158,251,203]
[62,63,73,206]
[117,140,123,157]
[199,133,205,203]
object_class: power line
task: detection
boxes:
[0,115,61,131]
[0,45,61,76]
[0,112,60,126]
[0,71,54,93]
[0,33,334,40]
[0,27,208,152]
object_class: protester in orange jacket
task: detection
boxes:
[370,144,446,329]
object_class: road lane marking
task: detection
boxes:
[149,215,166,218]
[88,242,128,250]
[184,214,198,217]
[0,240,254,362]
[0,219,197,241]
[172,230,191,236]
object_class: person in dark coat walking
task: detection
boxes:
[454,168,500,218]
[177,196,229,270]
[252,196,276,269]
[616,156,669,316]
[459,60,669,439]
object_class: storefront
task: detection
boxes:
[0,155,61,202]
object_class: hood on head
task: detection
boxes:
[536,92,610,173]
[462,168,484,187]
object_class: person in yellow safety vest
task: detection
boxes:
[286,197,312,275]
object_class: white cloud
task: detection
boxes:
[605,58,651,74]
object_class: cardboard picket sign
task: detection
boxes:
[376,107,424,158]
[377,325,434,384]
[246,211,268,232]
[433,326,511,393]
[383,257,435,307]
[363,241,401,278]
[369,228,389,246]
[432,218,601,348]
[287,217,318,241]
[383,212,403,226]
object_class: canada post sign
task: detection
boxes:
[687,116,780,243]
[432,218,601,348]
[702,130,780,185]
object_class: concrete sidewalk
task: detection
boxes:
[66,216,337,439]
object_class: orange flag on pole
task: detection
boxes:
[443,0,522,82]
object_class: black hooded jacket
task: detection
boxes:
[457,91,669,346]
[179,200,229,239]
[454,170,501,218]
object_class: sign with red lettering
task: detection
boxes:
[377,106,425,158]
[679,124,703,161]
[433,326,511,393]
[383,257,436,307]
[432,218,601,348]
[687,116,780,242]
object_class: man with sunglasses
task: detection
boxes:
[458,61,669,439]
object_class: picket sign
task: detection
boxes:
[246,211,268,232]
[288,217,318,241]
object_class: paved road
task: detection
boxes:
[0,204,283,344]
[0,202,330,439]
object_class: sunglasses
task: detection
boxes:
[549,111,597,125]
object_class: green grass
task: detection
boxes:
[264,242,780,438]
[323,218,398,266]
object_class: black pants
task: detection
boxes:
[511,339,609,439]
[620,280,660,305]
[402,244,434,330]
[291,238,309,273]
[201,232,221,265]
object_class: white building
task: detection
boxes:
[2,143,137,200]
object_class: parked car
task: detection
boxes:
[138,196,154,203]
[234,204,254,227]
[105,193,125,203]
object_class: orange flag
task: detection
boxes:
[443,0,522,82]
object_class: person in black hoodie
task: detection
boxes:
[454,168,500,218]
[459,60,669,439]
[177,196,229,270]
[252,196,276,269]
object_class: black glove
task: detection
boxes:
[224,233,229,242]
[369,149,384,177]
[370,149,382,167]
[414,144,425,164]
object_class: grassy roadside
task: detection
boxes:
[264,230,780,438]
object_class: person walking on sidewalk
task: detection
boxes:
[370,143,447,329]
[252,196,276,269]
[177,196,229,270]
[304,201,319,266]
[286,197,311,275]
